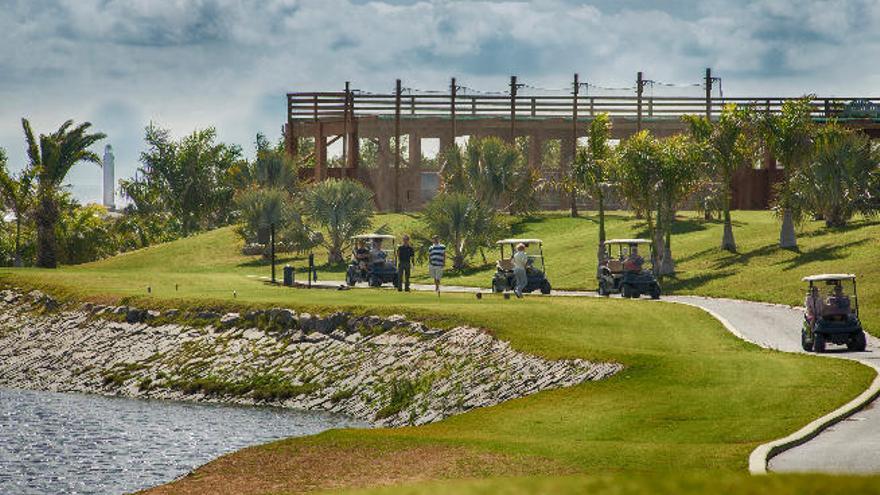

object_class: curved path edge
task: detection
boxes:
[668,296,880,475]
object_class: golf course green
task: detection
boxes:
[2,210,878,494]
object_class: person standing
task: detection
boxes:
[397,235,415,292]
[512,243,529,298]
[428,235,446,293]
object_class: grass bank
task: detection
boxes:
[1,224,876,494]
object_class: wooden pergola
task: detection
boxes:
[285,69,880,211]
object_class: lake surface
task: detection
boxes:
[0,388,360,495]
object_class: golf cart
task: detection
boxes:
[801,274,867,353]
[491,239,552,295]
[345,234,399,288]
[597,239,661,299]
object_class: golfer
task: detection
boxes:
[428,236,446,293]
[397,235,415,292]
[512,243,529,298]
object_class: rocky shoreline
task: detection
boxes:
[0,288,622,427]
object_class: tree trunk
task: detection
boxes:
[779,209,797,249]
[660,208,675,275]
[328,246,343,265]
[35,195,58,268]
[596,194,606,278]
[570,190,578,218]
[13,217,22,267]
[721,187,736,252]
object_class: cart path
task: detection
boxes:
[288,279,880,473]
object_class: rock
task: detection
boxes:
[145,310,161,321]
[126,308,145,324]
[242,328,263,340]
[244,310,262,322]
[220,313,241,328]
[196,311,220,321]
[113,306,128,316]
[299,313,314,332]
[164,309,180,319]
[270,309,297,329]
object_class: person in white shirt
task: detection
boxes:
[512,243,529,298]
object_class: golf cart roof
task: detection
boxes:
[352,234,395,240]
[604,238,652,245]
[802,274,857,282]
[496,238,543,245]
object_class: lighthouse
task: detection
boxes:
[102,144,115,211]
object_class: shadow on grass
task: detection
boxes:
[633,217,730,239]
[797,217,880,239]
[773,239,871,271]
[663,269,738,292]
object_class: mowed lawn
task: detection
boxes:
[1,224,877,494]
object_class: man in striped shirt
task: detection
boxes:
[428,235,446,293]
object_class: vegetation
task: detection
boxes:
[22,118,106,268]
[0,148,36,266]
[5,227,872,495]
[416,192,502,270]
[789,121,880,228]
[684,105,760,252]
[571,113,612,271]
[763,97,816,248]
[298,178,375,264]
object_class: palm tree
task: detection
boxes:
[0,150,36,267]
[656,134,703,274]
[571,113,612,274]
[303,179,374,264]
[22,119,105,268]
[763,97,816,248]
[684,104,759,252]
[418,192,502,270]
[791,122,880,227]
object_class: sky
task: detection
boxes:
[2,0,880,204]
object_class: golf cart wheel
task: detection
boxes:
[540,280,551,295]
[597,280,608,296]
[813,333,827,353]
[492,279,505,293]
[649,285,661,300]
[848,331,867,352]
[369,275,380,287]
[621,284,632,298]
[800,329,812,352]
[346,269,356,287]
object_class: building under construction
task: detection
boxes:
[284,69,880,211]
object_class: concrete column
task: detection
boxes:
[409,134,421,169]
[346,123,359,170]
[439,133,454,154]
[559,137,574,210]
[315,123,327,181]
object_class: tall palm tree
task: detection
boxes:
[22,118,106,268]
[572,113,612,274]
[0,152,36,267]
[684,105,759,252]
[763,97,816,249]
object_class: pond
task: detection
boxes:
[0,388,361,495]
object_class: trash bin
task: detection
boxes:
[283,265,294,286]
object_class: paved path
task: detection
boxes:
[293,279,880,473]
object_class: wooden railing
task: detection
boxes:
[288,92,880,122]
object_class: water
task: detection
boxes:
[0,388,360,495]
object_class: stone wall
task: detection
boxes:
[0,288,622,427]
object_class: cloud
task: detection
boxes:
[1,0,879,203]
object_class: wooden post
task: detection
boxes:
[705,68,712,119]
[450,77,457,149]
[636,71,644,132]
[510,75,517,142]
[342,81,349,167]
[394,79,402,212]
[315,122,327,180]
[571,73,579,217]
[528,135,543,173]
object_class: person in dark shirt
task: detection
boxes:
[354,240,370,277]
[397,235,415,291]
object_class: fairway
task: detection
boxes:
[2,218,877,494]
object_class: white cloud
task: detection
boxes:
[1,0,879,202]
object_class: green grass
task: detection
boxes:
[1,213,877,493]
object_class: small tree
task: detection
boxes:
[791,122,880,227]
[764,97,816,248]
[684,105,759,252]
[0,149,36,266]
[22,118,106,268]
[571,114,612,273]
[613,131,664,269]
[440,136,538,215]
[417,192,502,270]
[656,134,704,274]
[302,179,374,264]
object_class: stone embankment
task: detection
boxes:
[0,288,622,427]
